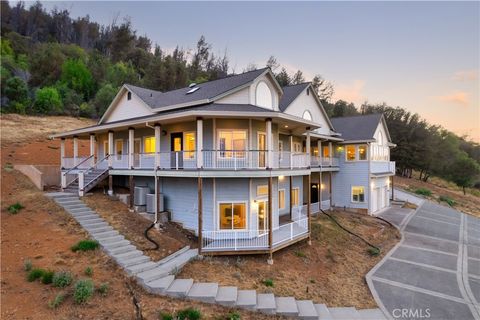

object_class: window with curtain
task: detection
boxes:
[218,130,246,158]
[144,136,156,153]
[219,202,246,230]
[184,132,196,159]
[358,145,367,160]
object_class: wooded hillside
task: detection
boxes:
[1,1,479,192]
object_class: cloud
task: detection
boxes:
[452,70,478,82]
[434,91,469,106]
[332,80,366,105]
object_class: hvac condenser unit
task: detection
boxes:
[134,186,150,206]
[146,193,164,213]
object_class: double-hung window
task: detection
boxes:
[218,130,246,158]
[219,202,246,230]
[352,186,365,202]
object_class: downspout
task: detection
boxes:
[144,168,159,250]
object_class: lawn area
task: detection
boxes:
[395,174,480,218]
[179,210,402,309]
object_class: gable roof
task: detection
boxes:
[279,83,310,112]
[331,113,387,142]
[127,67,271,110]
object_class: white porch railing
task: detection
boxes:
[203,150,266,170]
[111,154,129,169]
[320,157,339,167]
[272,217,308,247]
[62,156,91,169]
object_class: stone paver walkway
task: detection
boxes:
[367,189,480,320]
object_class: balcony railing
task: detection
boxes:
[201,212,309,252]
[62,157,92,169]
[371,160,396,174]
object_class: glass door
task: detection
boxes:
[171,132,183,169]
[258,200,268,235]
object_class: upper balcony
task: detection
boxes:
[371,160,396,176]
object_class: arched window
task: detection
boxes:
[302,110,312,121]
[255,81,273,109]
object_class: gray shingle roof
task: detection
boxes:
[125,68,269,110]
[331,113,383,141]
[279,83,310,112]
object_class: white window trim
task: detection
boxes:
[257,185,268,197]
[278,189,286,210]
[345,145,356,162]
[351,186,365,203]
[216,200,248,231]
[143,136,156,155]
[133,138,141,154]
[292,187,300,206]
[357,144,368,162]
[183,131,196,160]
[217,129,248,159]
[302,110,313,121]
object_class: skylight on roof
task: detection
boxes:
[186,87,200,94]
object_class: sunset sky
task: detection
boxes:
[38,1,480,142]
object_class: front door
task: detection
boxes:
[171,132,183,169]
[258,133,266,168]
[311,183,319,203]
[258,200,268,235]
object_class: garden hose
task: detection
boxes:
[319,209,381,253]
[144,223,159,250]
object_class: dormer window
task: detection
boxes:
[302,110,312,121]
[127,91,132,100]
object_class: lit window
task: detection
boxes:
[144,136,156,153]
[218,130,246,158]
[184,132,196,159]
[279,189,285,209]
[257,185,268,196]
[127,91,132,100]
[219,202,246,230]
[323,146,330,158]
[115,140,123,160]
[358,145,367,161]
[352,186,365,202]
[302,110,312,121]
[292,188,300,206]
[346,145,356,161]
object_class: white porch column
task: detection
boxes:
[306,128,311,166]
[128,127,134,169]
[73,136,78,165]
[60,138,65,168]
[89,134,95,165]
[329,141,333,166]
[289,135,293,169]
[266,118,273,168]
[196,117,203,168]
[318,140,322,163]
[108,131,114,168]
[155,124,161,168]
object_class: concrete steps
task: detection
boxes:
[48,192,387,320]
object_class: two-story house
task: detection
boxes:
[52,67,395,257]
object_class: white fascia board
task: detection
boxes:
[50,110,321,138]
[308,132,344,141]
[338,139,376,144]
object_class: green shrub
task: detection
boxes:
[73,279,94,304]
[27,268,45,282]
[52,271,73,288]
[24,259,32,272]
[176,308,201,320]
[262,278,274,287]
[415,188,432,196]
[98,282,109,296]
[41,270,55,284]
[225,311,241,320]
[439,195,456,207]
[84,266,93,276]
[48,293,65,309]
[158,312,174,320]
[367,247,381,256]
[71,240,99,252]
[294,250,306,258]
[8,202,24,214]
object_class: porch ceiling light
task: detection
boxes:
[284,125,289,128]
[279,175,285,180]
[320,183,325,189]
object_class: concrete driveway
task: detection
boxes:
[367,189,480,320]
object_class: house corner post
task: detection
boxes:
[197,176,203,254]
[307,174,312,245]
[60,138,65,169]
[154,124,161,168]
[89,134,96,165]
[318,140,322,165]
[196,117,203,169]
[266,118,273,169]
[329,142,333,166]
[267,176,273,264]
[108,130,114,168]
[289,175,293,221]
[73,135,78,165]
[128,127,135,169]
[129,175,134,210]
